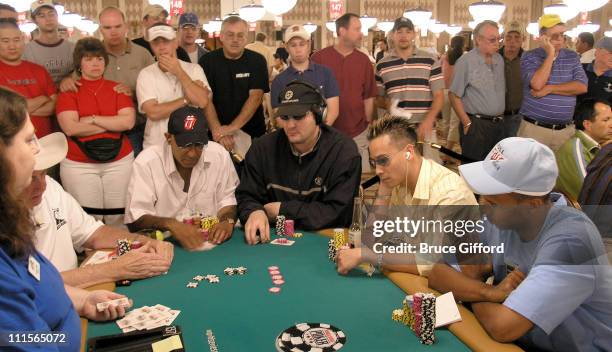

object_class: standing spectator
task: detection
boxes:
[518,14,588,152]
[375,17,444,144]
[271,25,339,124]
[199,16,269,152]
[0,19,56,138]
[60,7,155,156]
[56,38,135,226]
[178,12,208,65]
[311,13,378,172]
[275,41,289,63]
[499,21,526,137]
[0,3,17,20]
[132,4,191,63]
[373,38,388,63]
[578,37,612,105]
[449,20,505,161]
[270,53,287,82]
[246,32,275,75]
[137,24,210,150]
[576,32,596,65]
[23,0,74,86]
[439,36,465,156]
[555,99,611,200]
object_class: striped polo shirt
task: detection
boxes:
[520,48,588,124]
[376,49,444,123]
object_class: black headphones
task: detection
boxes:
[280,80,328,124]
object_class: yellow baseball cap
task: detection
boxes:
[538,14,563,30]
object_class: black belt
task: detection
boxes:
[504,109,520,115]
[523,116,573,130]
[468,113,504,122]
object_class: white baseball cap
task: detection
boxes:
[147,25,176,41]
[284,25,310,43]
[35,132,67,171]
[459,137,558,196]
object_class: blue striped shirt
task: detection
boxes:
[520,48,587,124]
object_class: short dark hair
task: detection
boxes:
[335,13,359,37]
[367,116,422,154]
[0,3,16,13]
[0,17,18,30]
[578,32,595,48]
[0,87,36,259]
[73,37,109,73]
[255,32,266,42]
[222,15,247,31]
[574,98,610,130]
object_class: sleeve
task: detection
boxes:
[114,86,134,110]
[249,54,270,93]
[429,56,445,93]
[310,51,322,65]
[189,64,210,89]
[0,257,60,352]
[375,62,386,97]
[363,60,378,99]
[55,180,103,252]
[520,52,541,89]
[323,67,340,99]
[215,148,239,209]
[55,91,78,114]
[142,49,155,67]
[41,68,56,97]
[503,236,596,334]
[571,56,588,85]
[135,68,157,113]
[270,76,282,109]
[124,157,158,224]
[279,144,362,230]
[449,56,469,97]
[236,141,269,224]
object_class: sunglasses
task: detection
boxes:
[177,142,205,150]
[368,145,412,169]
[278,114,307,121]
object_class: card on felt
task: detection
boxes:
[270,238,295,246]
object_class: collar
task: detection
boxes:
[103,39,133,57]
[576,130,601,152]
[498,46,523,59]
[387,49,418,60]
[290,128,322,157]
[34,38,64,48]
[162,142,208,178]
[586,62,612,77]
[471,47,498,65]
[287,61,315,74]
[411,158,433,200]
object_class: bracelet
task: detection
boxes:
[376,253,384,271]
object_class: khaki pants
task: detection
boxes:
[517,118,575,152]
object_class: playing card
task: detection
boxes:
[270,238,295,246]
[190,241,217,252]
[96,297,130,312]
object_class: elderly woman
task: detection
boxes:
[56,38,135,226]
[0,88,130,352]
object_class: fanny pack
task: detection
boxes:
[72,136,123,162]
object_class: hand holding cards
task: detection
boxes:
[96,297,131,312]
[116,304,180,333]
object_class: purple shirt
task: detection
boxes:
[520,48,587,124]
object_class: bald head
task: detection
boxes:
[99,6,128,47]
[99,6,125,23]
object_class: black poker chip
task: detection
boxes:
[275,323,347,352]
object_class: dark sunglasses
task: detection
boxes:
[278,114,307,121]
[177,142,205,150]
[368,145,412,169]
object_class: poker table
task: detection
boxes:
[83,230,522,352]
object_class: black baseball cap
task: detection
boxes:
[393,17,414,31]
[168,106,208,147]
[277,81,322,117]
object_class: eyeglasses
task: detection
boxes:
[278,114,307,121]
[368,145,412,169]
[35,11,57,19]
[481,36,500,45]
[177,142,205,150]
[549,32,566,41]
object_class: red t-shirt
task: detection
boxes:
[0,60,57,137]
[56,78,134,163]
[311,46,378,138]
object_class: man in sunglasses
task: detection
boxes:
[125,106,239,250]
[336,115,477,277]
[517,14,587,152]
[237,81,362,244]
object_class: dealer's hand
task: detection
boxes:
[81,291,132,322]
[336,247,363,275]
[245,210,269,245]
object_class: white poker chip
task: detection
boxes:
[271,275,283,280]
[275,323,347,352]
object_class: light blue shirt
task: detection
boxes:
[484,206,612,352]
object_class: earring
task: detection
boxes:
[405,151,411,160]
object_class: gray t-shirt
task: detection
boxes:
[23,39,75,87]
[450,48,505,116]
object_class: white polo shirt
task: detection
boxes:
[33,177,104,272]
[125,141,239,224]
[136,60,210,150]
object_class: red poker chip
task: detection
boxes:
[273,279,285,285]
[271,275,283,280]
[268,266,279,271]
[269,270,281,276]
[269,287,281,294]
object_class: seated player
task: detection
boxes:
[336,116,478,277]
[555,99,611,200]
[125,106,239,250]
[428,137,612,351]
[237,80,362,244]
[22,133,173,288]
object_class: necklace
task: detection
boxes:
[82,79,105,96]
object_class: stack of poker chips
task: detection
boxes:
[328,229,348,263]
[275,215,286,237]
[284,219,295,237]
[224,267,247,276]
[117,239,131,256]
[392,293,436,345]
[200,216,219,231]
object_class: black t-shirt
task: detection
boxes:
[132,37,191,63]
[199,48,269,138]
[578,65,611,105]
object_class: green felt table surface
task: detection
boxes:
[87,230,469,351]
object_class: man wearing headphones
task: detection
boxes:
[237,80,362,244]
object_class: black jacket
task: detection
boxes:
[237,125,362,230]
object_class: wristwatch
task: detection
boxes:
[222,218,235,225]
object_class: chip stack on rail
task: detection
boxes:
[328,239,337,262]
[275,216,286,237]
[419,293,436,345]
[117,239,131,256]
[333,228,345,248]
[392,292,436,345]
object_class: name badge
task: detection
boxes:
[28,255,41,281]
[235,73,250,78]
